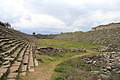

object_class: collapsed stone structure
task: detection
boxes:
[0,23,38,80]
[37,47,87,56]
[81,52,120,79]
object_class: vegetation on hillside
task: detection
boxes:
[33,34,58,39]
[29,39,101,80]
[55,28,120,49]
[38,39,99,49]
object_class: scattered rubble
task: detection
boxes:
[37,47,87,56]
[92,44,120,52]
[81,52,120,79]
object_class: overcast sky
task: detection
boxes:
[0,0,120,34]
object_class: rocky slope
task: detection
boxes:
[55,27,120,50]
[80,52,120,80]
[92,22,120,31]
[0,21,38,80]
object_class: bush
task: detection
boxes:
[55,65,64,73]
[52,74,66,80]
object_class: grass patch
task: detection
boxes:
[36,39,103,80]
[52,73,66,80]
[38,39,100,49]
[52,51,102,80]
[53,60,93,80]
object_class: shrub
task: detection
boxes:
[52,74,66,80]
[55,65,64,73]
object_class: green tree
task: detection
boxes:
[32,32,36,35]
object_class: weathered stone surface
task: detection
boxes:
[0,22,37,80]
[34,59,39,66]
[37,47,87,56]
[7,73,18,79]
[81,52,120,79]
[100,74,109,79]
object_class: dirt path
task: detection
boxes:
[23,50,93,80]
[23,63,58,80]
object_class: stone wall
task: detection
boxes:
[37,47,87,56]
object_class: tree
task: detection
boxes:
[32,32,36,35]
[6,22,11,28]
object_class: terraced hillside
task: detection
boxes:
[55,28,120,49]
[53,23,120,80]
[0,24,38,80]
[1,21,119,80]
[92,22,120,31]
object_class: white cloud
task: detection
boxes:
[70,10,120,31]
[14,13,68,29]
[0,0,120,33]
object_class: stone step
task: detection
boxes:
[9,45,24,60]
[12,61,21,66]
[2,64,10,68]
[7,73,18,79]
[4,57,14,61]
[34,59,39,66]
[0,67,7,77]
[0,42,24,56]
[0,43,36,79]
[21,64,27,76]
[0,42,7,47]
[20,71,26,76]
[19,48,26,58]
[23,54,29,65]
[10,66,19,73]
[3,60,10,65]
[28,67,34,72]
[27,46,35,72]
[0,39,9,43]
[21,65,27,72]
[29,51,34,67]
[2,41,19,50]
[7,79,16,80]
[17,57,23,62]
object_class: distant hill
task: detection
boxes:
[33,31,84,39]
[55,23,120,48]
[0,21,37,43]
[92,22,120,31]
[33,34,58,39]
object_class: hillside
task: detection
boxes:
[0,22,38,80]
[55,27,120,50]
[50,23,120,80]
[33,34,58,39]
[92,22,120,31]
[0,21,120,80]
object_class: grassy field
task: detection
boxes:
[38,39,99,49]
[23,39,101,80]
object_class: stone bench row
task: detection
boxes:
[0,41,26,57]
[7,43,29,80]
[0,41,27,69]
[0,42,29,79]
[0,38,25,53]
[1,39,20,47]
[0,39,38,80]
[1,41,22,52]
[7,43,37,79]
[0,39,10,43]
